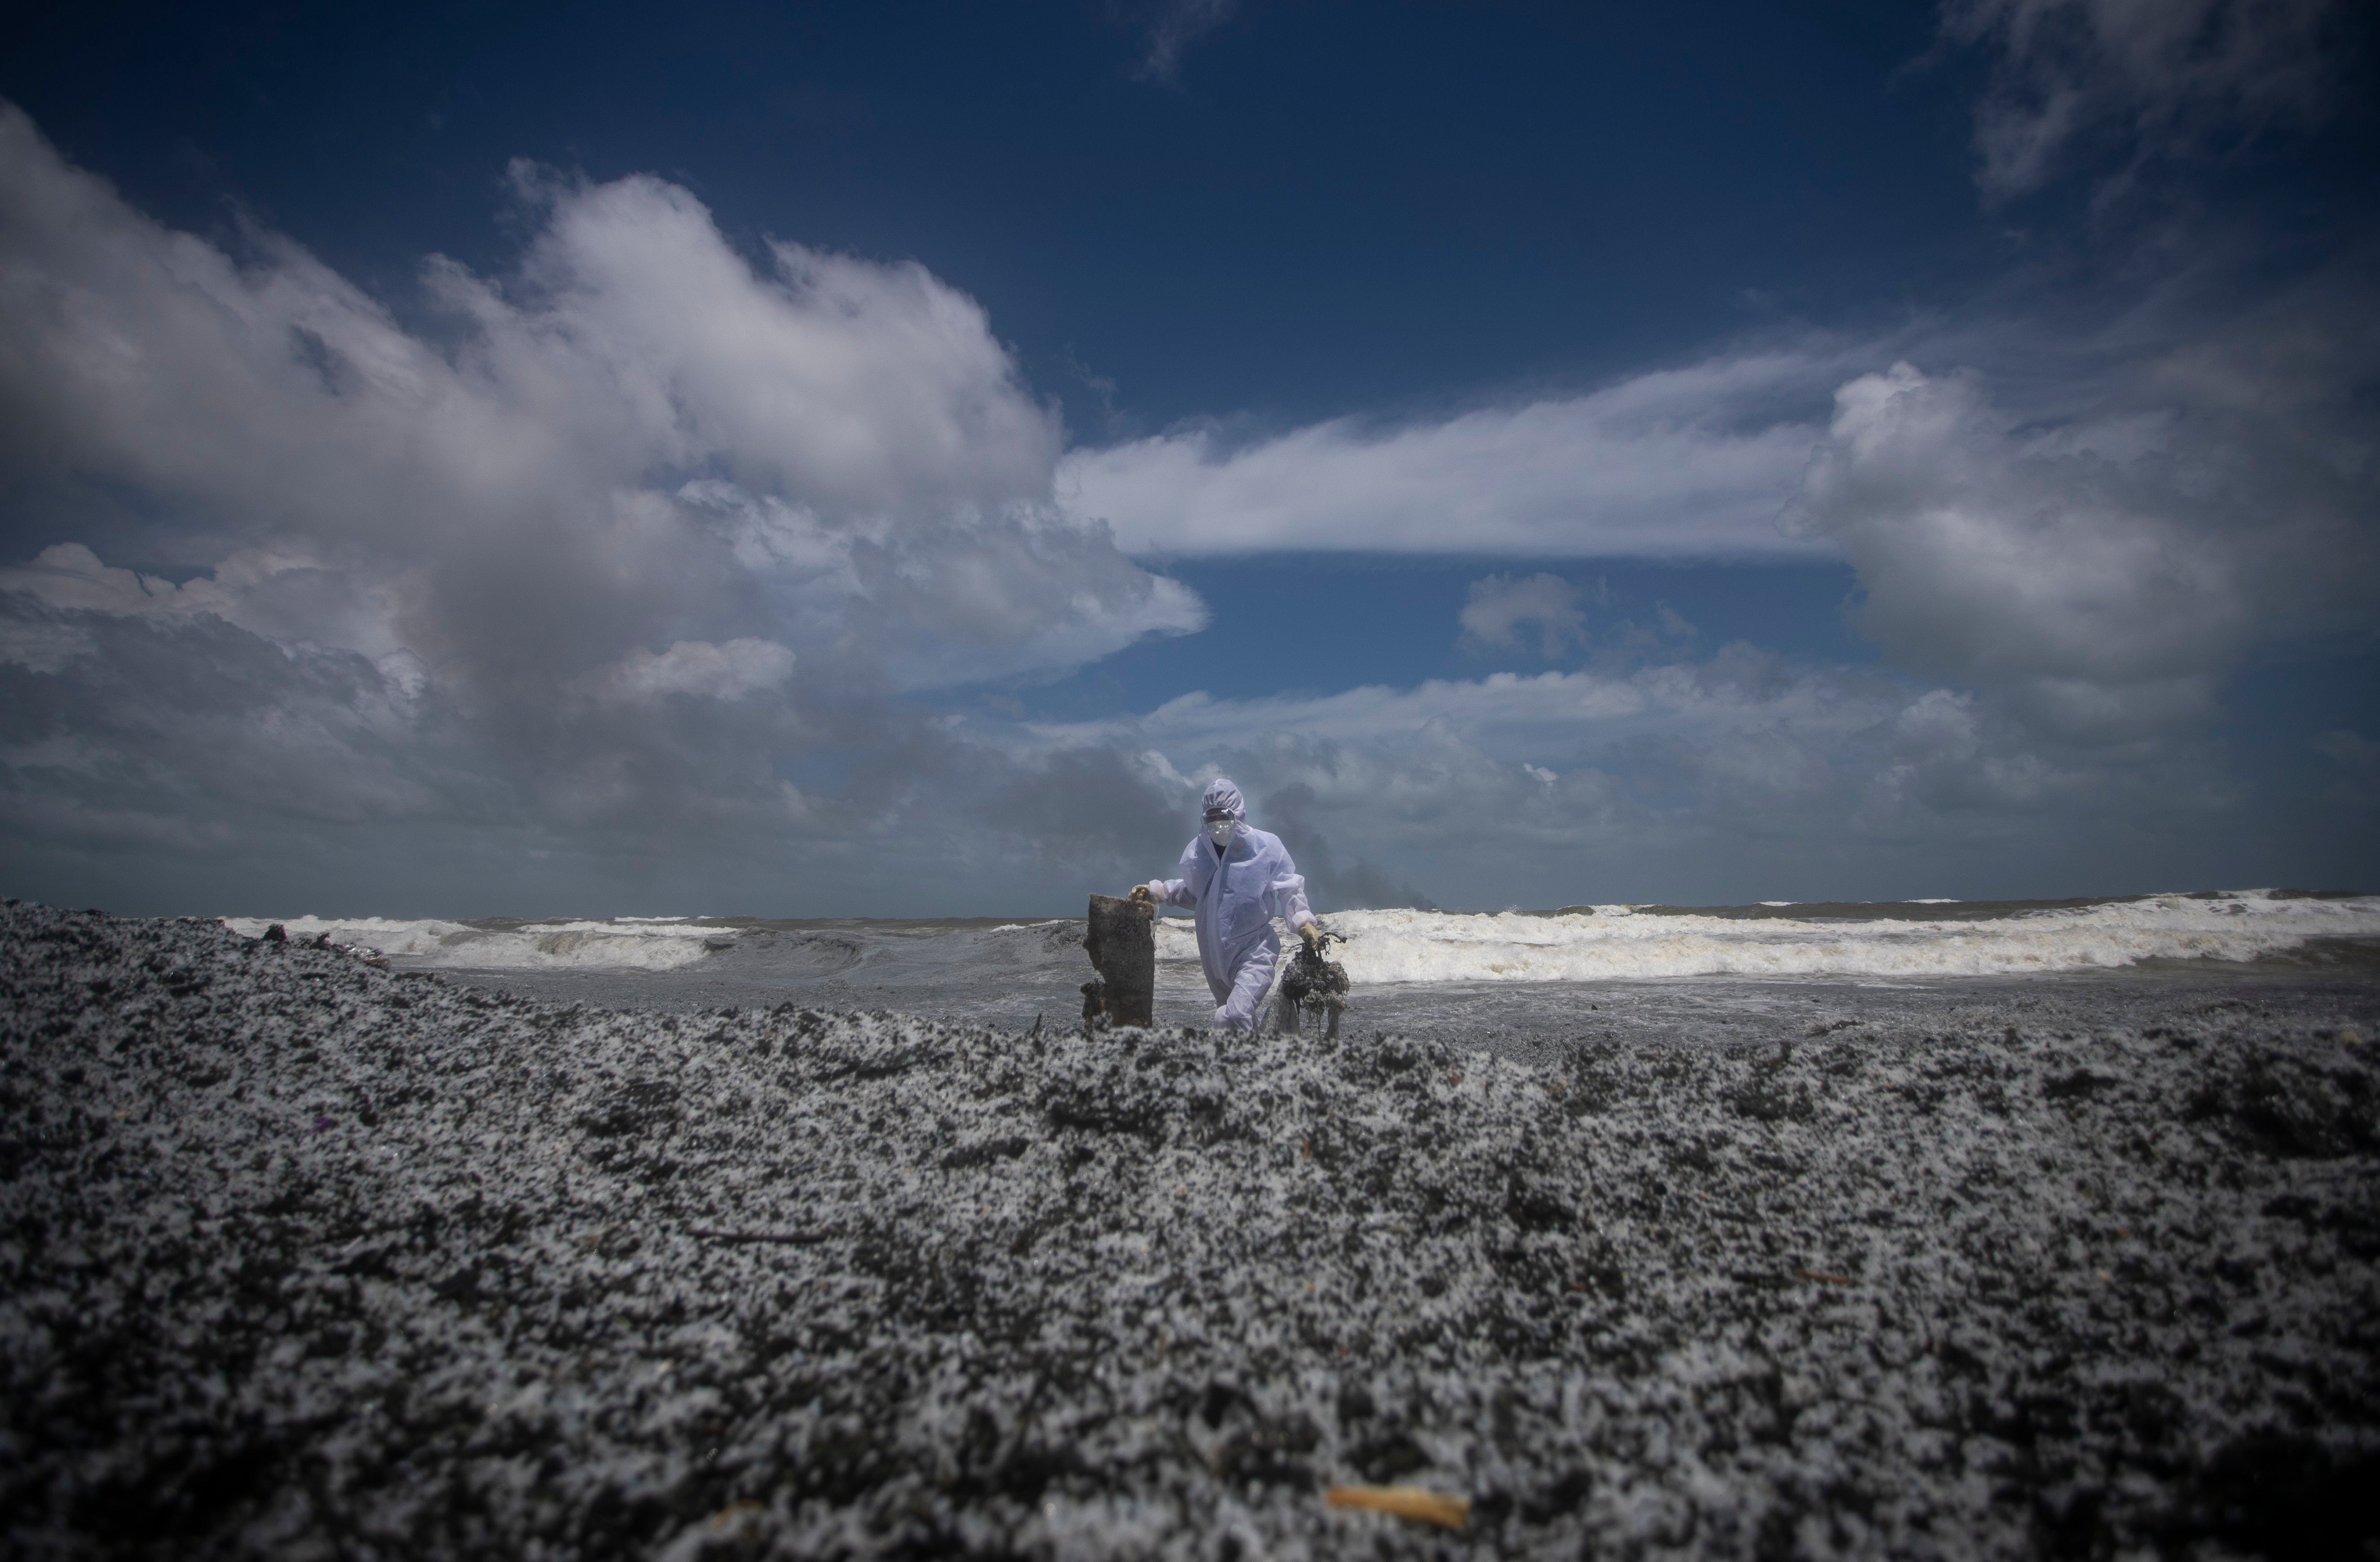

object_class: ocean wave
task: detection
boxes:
[225,891,2379,982]
[1299,892,2380,983]
[219,915,729,971]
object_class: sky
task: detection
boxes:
[1,0,2375,917]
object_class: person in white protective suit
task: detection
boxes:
[1130,778,1324,1032]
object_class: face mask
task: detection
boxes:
[1205,817,1235,847]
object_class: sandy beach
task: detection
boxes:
[4,899,2376,1559]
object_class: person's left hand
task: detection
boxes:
[1298,921,1325,953]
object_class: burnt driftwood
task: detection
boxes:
[1084,893,1156,1028]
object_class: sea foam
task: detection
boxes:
[218,915,727,971]
[225,891,2377,982]
[1298,892,2380,983]
[232,885,2370,981]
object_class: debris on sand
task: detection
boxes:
[3,899,2377,1559]
[1278,926,1351,1038]
[1327,1483,1471,1527]
[242,917,388,967]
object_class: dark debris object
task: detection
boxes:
[1278,928,1352,1039]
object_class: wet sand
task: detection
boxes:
[4,902,2376,1558]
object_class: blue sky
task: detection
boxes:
[1,0,2375,915]
[11,1,1985,425]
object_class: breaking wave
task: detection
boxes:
[1303,892,2380,983]
[218,915,733,971]
[225,891,2377,984]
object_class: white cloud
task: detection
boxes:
[1787,354,2376,735]
[1792,363,2246,683]
[985,648,2184,905]
[0,538,2291,911]
[1459,572,1588,657]
[596,638,797,702]
[0,102,1214,902]
[1024,660,1932,823]
[1860,688,2062,819]
[1056,350,1845,558]
[483,160,1063,515]
[0,104,1194,707]
[1944,0,2351,197]
[0,542,418,665]
[1,74,2370,909]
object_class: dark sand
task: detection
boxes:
[4,902,2376,1559]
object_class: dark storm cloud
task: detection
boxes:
[978,747,1188,876]
[1259,782,1436,912]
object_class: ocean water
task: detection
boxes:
[225,889,2380,1043]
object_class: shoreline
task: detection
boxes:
[4,902,2376,1558]
[392,952,2380,1063]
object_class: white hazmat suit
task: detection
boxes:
[1143,779,1316,1032]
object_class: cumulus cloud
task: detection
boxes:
[3,33,2370,915]
[1944,0,2354,197]
[0,523,2243,913]
[0,543,421,669]
[988,643,2224,905]
[1459,572,1589,658]
[0,602,461,840]
[877,265,2380,897]
[1788,341,2377,735]
[1056,350,1848,558]
[1792,364,2247,686]
[0,103,1209,893]
[0,106,1199,694]
[1860,688,2060,820]
[594,639,796,703]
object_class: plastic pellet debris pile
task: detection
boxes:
[3,902,2377,1558]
